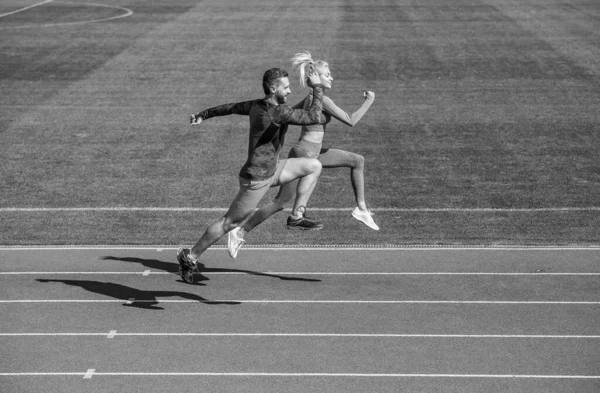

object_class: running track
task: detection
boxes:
[1,247,599,392]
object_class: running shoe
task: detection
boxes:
[351,207,380,230]
[227,227,245,259]
[286,215,324,231]
[176,247,198,284]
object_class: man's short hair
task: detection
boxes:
[262,68,289,95]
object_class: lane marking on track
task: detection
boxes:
[2,271,600,276]
[1,332,599,339]
[1,299,599,305]
[0,372,598,379]
[1,207,599,212]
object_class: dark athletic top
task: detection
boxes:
[197,85,326,181]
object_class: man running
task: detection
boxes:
[176,68,326,284]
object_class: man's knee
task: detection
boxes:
[307,158,322,174]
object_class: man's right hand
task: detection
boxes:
[190,114,203,125]
[306,71,321,88]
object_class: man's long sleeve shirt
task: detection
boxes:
[197,84,327,180]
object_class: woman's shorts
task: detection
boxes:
[288,139,323,159]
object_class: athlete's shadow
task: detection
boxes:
[36,279,240,310]
[100,256,321,284]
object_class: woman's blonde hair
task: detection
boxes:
[290,51,329,88]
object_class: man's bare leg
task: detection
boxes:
[186,177,271,261]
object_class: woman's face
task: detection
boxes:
[318,65,333,89]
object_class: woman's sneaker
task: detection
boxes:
[351,207,380,230]
[176,247,198,284]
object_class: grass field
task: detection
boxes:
[1,0,599,246]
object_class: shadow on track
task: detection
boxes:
[36,279,240,309]
[100,256,321,284]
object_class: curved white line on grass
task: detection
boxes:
[1,300,599,304]
[0,1,133,30]
[1,207,599,212]
[0,372,598,379]
[0,0,53,18]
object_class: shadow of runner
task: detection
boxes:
[100,256,178,272]
[36,279,240,309]
[101,256,321,283]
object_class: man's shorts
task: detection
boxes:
[229,160,286,215]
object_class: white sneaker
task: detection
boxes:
[227,227,245,259]
[351,207,380,230]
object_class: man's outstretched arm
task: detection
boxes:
[190,99,255,125]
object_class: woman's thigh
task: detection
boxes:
[318,148,361,168]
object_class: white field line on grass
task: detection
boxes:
[1,332,599,339]
[0,371,598,379]
[2,246,600,250]
[0,0,52,18]
[1,299,599,304]
[0,0,133,30]
[1,207,599,212]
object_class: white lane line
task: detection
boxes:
[0,372,598,379]
[1,207,599,212]
[0,0,53,18]
[83,369,95,379]
[3,271,600,276]
[0,271,164,275]
[1,332,599,338]
[1,299,599,304]
[1,245,600,250]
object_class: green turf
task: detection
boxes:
[1,0,599,245]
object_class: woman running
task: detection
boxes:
[287,50,379,230]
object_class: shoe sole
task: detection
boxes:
[286,225,324,231]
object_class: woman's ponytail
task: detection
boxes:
[290,51,314,88]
